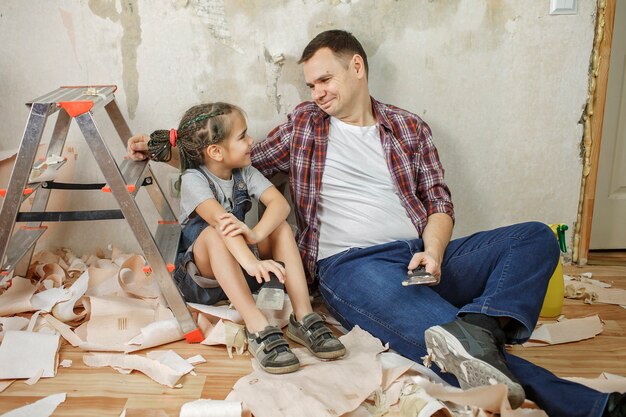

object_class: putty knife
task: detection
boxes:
[256,264,285,310]
[402,265,440,286]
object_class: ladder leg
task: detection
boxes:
[14,110,73,277]
[74,112,202,342]
[105,100,133,145]
[0,103,52,266]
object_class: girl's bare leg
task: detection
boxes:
[193,226,268,333]
[259,221,313,321]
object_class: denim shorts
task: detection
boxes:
[173,245,262,305]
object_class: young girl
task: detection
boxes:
[148,103,345,374]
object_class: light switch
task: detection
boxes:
[550,0,577,15]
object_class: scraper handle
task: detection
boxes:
[263,260,285,289]
[402,265,440,286]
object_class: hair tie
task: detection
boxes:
[169,129,178,147]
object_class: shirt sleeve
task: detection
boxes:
[242,166,273,200]
[416,123,455,222]
[179,170,216,224]
[250,113,293,178]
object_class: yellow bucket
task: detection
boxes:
[539,224,566,317]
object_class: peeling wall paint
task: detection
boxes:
[573,0,606,263]
[195,0,243,53]
[0,0,597,255]
[263,47,285,113]
[88,0,142,119]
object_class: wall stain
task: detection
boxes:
[194,0,243,53]
[299,1,512,100]
[59,9,79,65]
[264,47,285,113]
[88,0,142,119]
[186,0,514,114]
[302,0,351,5]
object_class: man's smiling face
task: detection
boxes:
[303,47,360,120]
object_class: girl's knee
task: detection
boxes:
[278,220,293,233]
[270,221,294,239]
[197,225,223,248]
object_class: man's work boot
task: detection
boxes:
[424,318,525,409]
[604,392,626,417]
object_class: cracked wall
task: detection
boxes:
[0,0,596,255]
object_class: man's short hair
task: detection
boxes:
[298,29,369,76]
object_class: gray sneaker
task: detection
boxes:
[286,312,346,360]
[424,319,525,409]
[246,325,300,374]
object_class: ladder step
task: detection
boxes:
[0,158,67,203]
[155,221,182,267]
[101,159,150,195]
[28,85,117,106]
[16,210,124,222]
[1,226,47,274]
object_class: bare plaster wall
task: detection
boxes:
[0,0,596,256]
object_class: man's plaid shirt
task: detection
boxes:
[251,98,454,282]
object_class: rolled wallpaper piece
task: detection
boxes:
[180,399,248,417]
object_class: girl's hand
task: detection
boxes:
[218,213,260,244]
[243,259,286,284]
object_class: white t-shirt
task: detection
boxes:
[317,117,419,260]
[179,165,272,225]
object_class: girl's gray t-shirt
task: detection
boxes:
[179,165,272,225]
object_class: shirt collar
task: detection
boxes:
[370,97,394,132]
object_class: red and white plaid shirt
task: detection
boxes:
[251,97,454,282]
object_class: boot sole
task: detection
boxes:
[425,325,525,409]
[249,344,300,374]
[260,361,300,374]
[286,329,346,360]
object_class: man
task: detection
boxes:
[128,30,625,416]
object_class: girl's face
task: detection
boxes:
[220,111,254,168]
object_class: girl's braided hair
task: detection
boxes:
[148,102,243,171]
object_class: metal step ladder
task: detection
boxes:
[0,86,203,342]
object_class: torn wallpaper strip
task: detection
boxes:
[227,326,385,417]
[564,372,626,394]
[523,314,603,346]
[179,399,249,417]
[0,316,29,341]
[0,330,60,379]
[0,392,66,417]
[83,352,187,388]
[0,277,36,316]
[564,276,626,306]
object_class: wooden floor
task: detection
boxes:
[588,250,626,266]
[0,264,625,416]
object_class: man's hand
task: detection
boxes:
[408,251,442,278]
[411,213,453,279]
[218,213,260,244]
[126,134,149,161]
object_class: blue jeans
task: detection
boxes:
[317,222,608,417]
[173,244,262,305]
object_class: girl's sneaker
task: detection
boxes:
[287,312,346,359]
[246,325,300,374]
